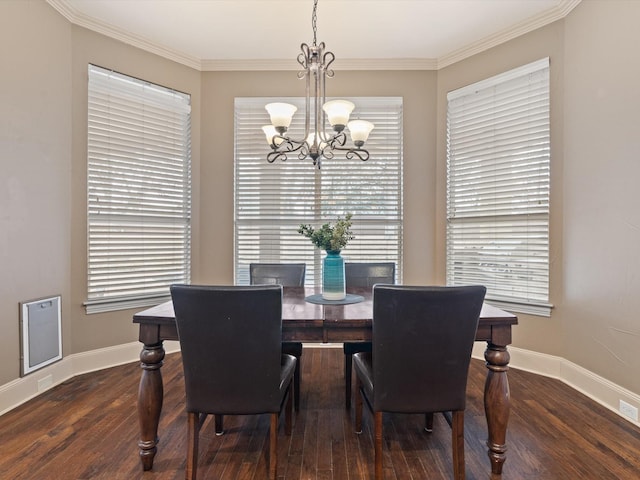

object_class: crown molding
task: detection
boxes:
[47,0,581,73]
[201,58,297,72]
[438,0,582,69]
[46,0,202,70]
[201,57,438,72]
[332,58,438,72]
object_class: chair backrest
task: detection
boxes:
[345,262,396,288]
[371,285,486,413]
[170,284,284,415]
[250,263,306,287]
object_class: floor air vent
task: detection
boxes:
[19,295,62,376]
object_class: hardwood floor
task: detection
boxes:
[1,347,639,479]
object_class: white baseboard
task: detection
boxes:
[0,340,180,416]
[472,343,640,428]
[2,341,639,429]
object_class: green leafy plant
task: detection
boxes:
[298,213,354,252]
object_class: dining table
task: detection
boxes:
[133,286,518,476]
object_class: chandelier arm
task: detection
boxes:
[323,51,335,78]
[267,134,289,150]
[267,150,288,163]
[298,43,310,73]
[303,45,313,146]
[346,148,371,162]
[277,137,306,152]
[331,145,371,162]
[327,132,347,149]
[297,143,310,161]
[266,136,308,163]
[319,143,335,159]
[314,62,323,152]
[319,50,332,141]
[314,64,321,148]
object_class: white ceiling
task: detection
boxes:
[47,0,580,70]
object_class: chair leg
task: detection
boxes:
[293,356,301,411]
[424,412,434,432]
[374,411,383,480]
[285,381,293,435]
[186,412,201,480]
[354,375,363,433]
[451,410,465,480]
[269,412,278,480]
[345,353,353,408]
[215,414,224,435]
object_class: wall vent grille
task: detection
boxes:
[19,295,62,376]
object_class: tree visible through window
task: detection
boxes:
[234,97,403,286]
[446,58,551,316]
[86,65,192,313]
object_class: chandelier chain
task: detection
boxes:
[312,0,318,46]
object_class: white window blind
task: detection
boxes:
[446,58,551,316]
[234,97,403,286]
[86,64,192,314]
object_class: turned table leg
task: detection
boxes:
[484,342,511,475]
[137,342,165,470]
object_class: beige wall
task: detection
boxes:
[0,0,71,385]
[561,0,640,393]
[2,0,640,398]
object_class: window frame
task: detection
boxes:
[234,96,404,286]
[446,58,552,316]
[85,65,192,314]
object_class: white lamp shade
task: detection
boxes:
[347,120,375,144]
[323,100,355,126]
[306,131,329,149]
[265,102,297,128]
[262,125,284,146]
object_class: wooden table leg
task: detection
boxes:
[137,342,165,471]
[484,342,511,475]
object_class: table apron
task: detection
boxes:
[141,323,511,347]
[475,324,512,346]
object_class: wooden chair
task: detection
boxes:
[353,285,486,480]
[343,262,395,408]
[250,263,306,411]
[170,284,295,480]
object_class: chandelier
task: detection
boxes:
[262,0,374,169]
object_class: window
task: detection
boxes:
[446,58,551,316]
[86,65,192,314]
[234,97,403,285]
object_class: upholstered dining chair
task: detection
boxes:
[343,262,395,408]
[170,284,296,480]
[353,284,486,480]
[250,263,306,411]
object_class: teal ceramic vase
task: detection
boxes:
[322,250,346,300]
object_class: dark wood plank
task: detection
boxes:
[1,348,640,479]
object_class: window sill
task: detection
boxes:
[84,294,171,315]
